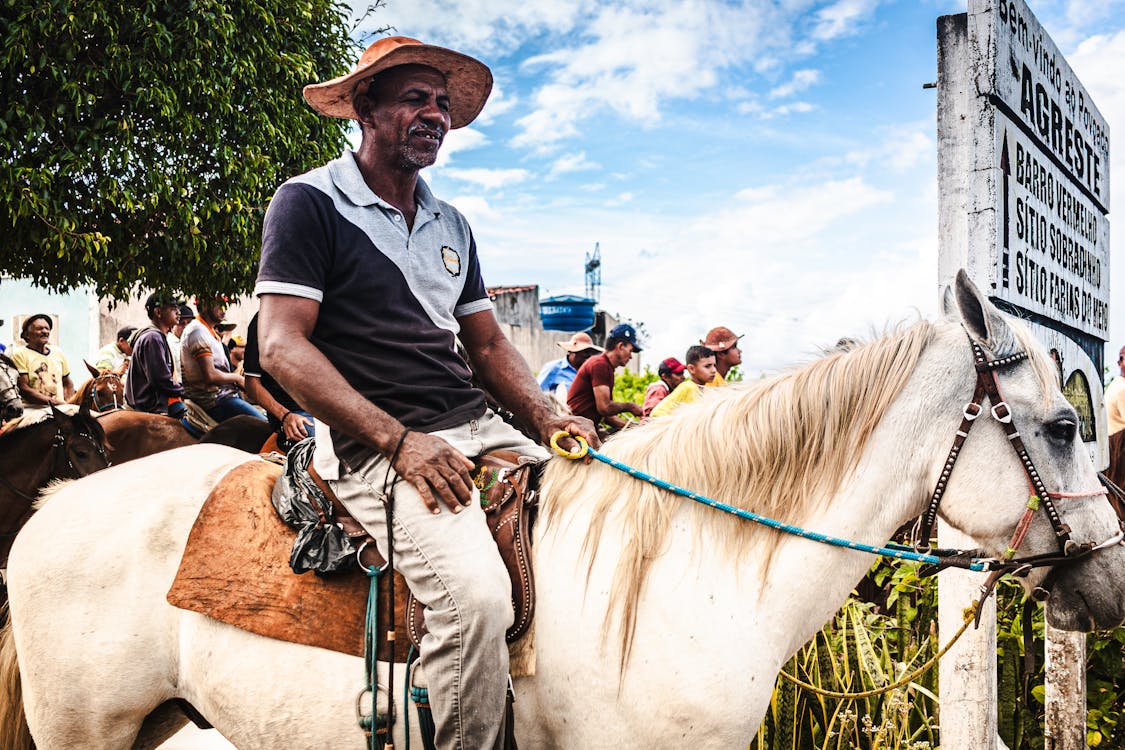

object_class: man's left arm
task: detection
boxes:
[458,310,599,449]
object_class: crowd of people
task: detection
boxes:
[3,296,282,437]
[540,322,744,435]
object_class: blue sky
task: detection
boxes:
[357,0,1125,376]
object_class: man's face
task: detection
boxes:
[663,371,685,389]
[360,65,452,172]
[718,343,742,369]
[688,356,718,386]
[118,338,133,356]
[156,305,179,329]
[23,318,51,349]
[1119,347,1125,373]
[607,342,635,368]
[199,302,227,324]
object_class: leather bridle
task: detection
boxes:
[915,337,1124,585]
[0,416,110,522]
[89,372,125,412]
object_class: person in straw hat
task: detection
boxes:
[536,331,603,401]
[701,324,744,385]
[254,36,599,749]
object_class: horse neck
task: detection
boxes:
[0,423,57,533]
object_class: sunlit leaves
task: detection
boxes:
[0,0,358,300]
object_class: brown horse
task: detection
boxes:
[0,403,109,564]
[96,411,275,465]
[68,361,127,414]
[95,410,198,465]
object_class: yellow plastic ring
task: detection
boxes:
[550,431,589,459]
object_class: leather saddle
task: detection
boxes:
[168,452,541,664]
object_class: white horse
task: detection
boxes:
[2,272,1124,750]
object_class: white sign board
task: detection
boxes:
[969,0,1111,342]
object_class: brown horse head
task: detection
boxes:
[71,362,126,413]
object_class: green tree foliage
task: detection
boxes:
[0,0,359,300]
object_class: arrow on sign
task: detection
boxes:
[1000,130,1010,290]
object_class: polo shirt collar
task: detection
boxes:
[329,151,442,221]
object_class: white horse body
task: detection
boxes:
[4,274,1125,749]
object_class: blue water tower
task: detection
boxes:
[539,295,596,332]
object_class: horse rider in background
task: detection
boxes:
[242,312,314,452]
[701,325,743,385]
[536,331,602,404]
[254,37,598,750]
[566,323,644,434]
[94,326,137,373]
[642,356,686,417]
[11,314,74,408]
[180,296,263,423]
[125,294,188,421]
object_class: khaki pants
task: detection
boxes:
[330,411,547,750]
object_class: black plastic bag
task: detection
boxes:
[271,438,355,574]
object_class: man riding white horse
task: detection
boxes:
[255,36,598,750]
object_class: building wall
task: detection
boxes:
[0,277,99,385]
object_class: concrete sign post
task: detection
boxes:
[938,1,1110,747]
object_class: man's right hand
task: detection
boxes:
[391,431,475,514]
[626,402,643,417]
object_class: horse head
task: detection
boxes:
[76,361,126,412]
[935,270,1125,631]
[48,402,111,479]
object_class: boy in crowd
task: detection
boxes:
[649,345,717,418]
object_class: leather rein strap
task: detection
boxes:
[915,337,1119,579]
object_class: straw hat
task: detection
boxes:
[557,332,603,353]
[303,36,493,129]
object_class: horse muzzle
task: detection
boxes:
[1037,539,1125,631]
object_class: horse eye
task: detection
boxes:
[1046,418,1077,443]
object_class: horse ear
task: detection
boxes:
[85,360,99,378]
[954,269,1016,353]
[940,284,957,317]
[49,402,65,421]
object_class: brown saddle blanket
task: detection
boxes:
[167,453,539,663]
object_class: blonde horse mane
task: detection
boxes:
[540,320,939,666]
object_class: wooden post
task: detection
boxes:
[1044,621,1087,750]
[938,521,998,749]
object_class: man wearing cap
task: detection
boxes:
[167,304,195,382]
[536,332,603,399]
[125,294,187,418]
[702,325,744,385]
[11,314,74,408]
[567,323,645,432]
[94,326,137,373]
[255,36,598,749]
[642,357,686,417]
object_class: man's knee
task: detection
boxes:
[437,563,513,634]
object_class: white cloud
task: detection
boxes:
[769,69,821,99]
[549,151,598,177]
[811,0,881,41]
[842,124,933,172]
[440,167,530,190]
[433,127,488,169]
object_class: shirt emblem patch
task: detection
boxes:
[441,246,461,277]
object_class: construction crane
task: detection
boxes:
[584,243,601,303]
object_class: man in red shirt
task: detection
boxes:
[567,323,644,433]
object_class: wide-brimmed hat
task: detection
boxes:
[702,326,743,353]
[303,36,493,129]
[557,332,603,354]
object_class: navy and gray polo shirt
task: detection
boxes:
[255,151,491,473]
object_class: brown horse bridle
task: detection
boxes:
[915,337,1124,588]
[0,415,110,514]
[89,372,125,412]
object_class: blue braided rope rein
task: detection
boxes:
[548,432,991,572]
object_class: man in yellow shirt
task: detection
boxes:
[11,314,73,407]
[650,345,717,418]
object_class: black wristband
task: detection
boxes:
[280,410,292,422]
